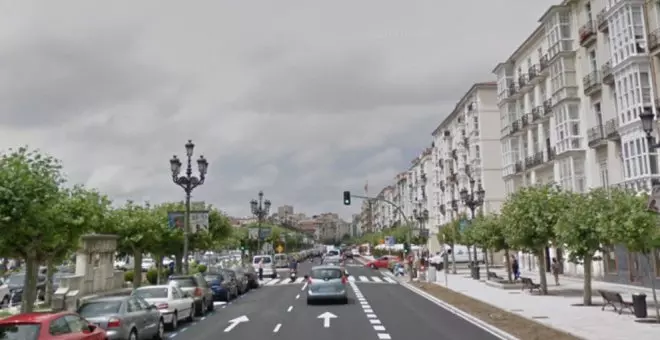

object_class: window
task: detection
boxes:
[473,116,479,133]
[558,158,573,190]
[64,315,87,333]
[475,146,480,159]
[554,103,581,153]
[594,102,603,126]
[588,50,597,73]
[604,246,617,274]
[623,137,650,179]
[599,161,609,188]
[0,324,40,340]
[127,298,142,313]
[49,317,71,336]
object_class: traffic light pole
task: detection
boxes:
[350,194,415,282]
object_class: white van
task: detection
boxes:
[252,255,277,279]
[432,245,484,264]
[274,254,288,268]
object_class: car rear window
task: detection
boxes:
[0,324,40,340]
[252,257,272,264]
[78,301,123,317]
[133,287,168,298]
[327,250,339,256]
[310,269,343,280]
[204,274,223,282]
[169,277,197,287]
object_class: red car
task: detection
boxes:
[365,256,397,269]
[0,311,106,340]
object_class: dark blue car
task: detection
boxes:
[204,273,237,301]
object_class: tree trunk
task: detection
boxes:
[44,259,55,306]
[646,252,660,320]
[504,249,512,282]
[537,248,549,295]
[583,255,593,306]
[450,244,457,274]
[175,254,183,274]
[467,244,473,263]
[21,251,39,313]
[132,251,143,289]
[483,247,490,279]
[155,255,164,285]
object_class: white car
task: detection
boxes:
[142,258,155,271]
[252,255,276,279]
[0,278,9,307]
[133,284,195,330]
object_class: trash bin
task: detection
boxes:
[427,266,437,282]
[632,293,648,318]
[471,263,480,280]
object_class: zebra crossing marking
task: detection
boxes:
[259,275,397,286]
[371,277,383,282]
[383,277,397,284]
[359,276,369,282]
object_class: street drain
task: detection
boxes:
[531,316,549,319]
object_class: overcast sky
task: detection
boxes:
[0,0,557,219]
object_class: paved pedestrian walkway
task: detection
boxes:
[429,268,660,340]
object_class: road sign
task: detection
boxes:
[276,244,284,253]
[385,236,395,246]
[167,211,209,233]
[379,239,385,244]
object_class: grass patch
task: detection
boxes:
[412,282,582,340]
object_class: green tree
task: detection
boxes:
[0,147,65,312]
[500,184,570,294]
[438,217,461,274]
[604,189,660,319]
[475,214,512,282]
[555,189,613,305]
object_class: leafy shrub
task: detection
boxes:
[124,271,134,283]
[146,268,169,285]
[196,264,207,274]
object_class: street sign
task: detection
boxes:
[276,244,284,253]
[167,211,209,233]
[385,236,395,246]
[248,228,259,240]
[279,234,286,242]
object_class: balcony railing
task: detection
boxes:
[531,107,541,122]
[587,125,605,148]
[543,100,552,116]
[521,114,530,127]
[604,118,620,140]
[528,65,539,81]
[597,9,608,32]
[579,20,596,47]
[508,82,518,97]
[511,120,520,134]
[540,55,549,72]
[650,29,660,52]
[518,74,529,89]
[601,61,613,85]
[583,71,601,96]
[514,161,523,174]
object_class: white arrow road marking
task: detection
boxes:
[224,315,249,332]
[317,311,337,328]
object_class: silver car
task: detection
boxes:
[305,265,348,305]
[77,295,164,340]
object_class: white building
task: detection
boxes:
[428,82,505,254]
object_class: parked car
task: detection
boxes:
[168,274,214,316]
[77,296,164,340]
[364,256,398,269]
[0,277,9,307]
[251,255,276,279]
[132,285,194,330]
[305,265,348,305]
[203,273,237,302]
[243,266,259,289]
[6,273,47,305]
[0,311,106,340]
[228,267,249,294]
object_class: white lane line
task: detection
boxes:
[301,283,308,291]
[287,306,293,312]
[362,304,371,309]
[364,309,373,313]
[383,277,397,283]
[358,276,369,282]
[377,333,391,339]
[366,314,377,318]
[295,277,305,283]
[266,279,280,285]
[295,294,300,299]
[348,276,356,282]
[371,276,383,282]
[360,301,368,305]
[370,319,381,324]
[273,323,281,333]
[374,325,386,331]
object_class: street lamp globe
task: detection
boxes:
[197,155,208,175]
[476,185,486,203]
[640,110,655,135]
[170,155,182,175]
[264,199,272,214]
[423,209,429,219]
[250,199,258,214]
[459,187,469,202]
[185,140,195,157]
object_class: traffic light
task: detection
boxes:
[239,239,246,252]
[343,191,351,205]
[403,242,410,254]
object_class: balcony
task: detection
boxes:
[587,125,606,148]
[601,61,613,85]
[508,82,519,98]
[597,9,608,32]
[539,55,549,75]
[518,74,530,91]
[583,71,602,96]
[604,118,620,140]
[579,20,596,47]
[531,107,541,122]
[543,100,552,118]
[547,147,556,162]
[514,161,523,174]
[511,120,520,134]
[649,29,660,54]
[521,114,530,128]
[528,64,539,82]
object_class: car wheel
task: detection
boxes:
[167,312,178,330]
[306,298,313,305]
[153,318,164,339]
[271,273,277,279]
[1,295,8,308]
[206,298,214,312]
[129,328,138,340]
[186,305,194,322]
[194,301,204,316]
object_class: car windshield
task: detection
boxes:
[170,277,197,287]
[78,301,123,317]
[6,275,25,285]
[310,269,343,280]
[253,257,271,264]
[134,287,168,299]
[0,324,40,340]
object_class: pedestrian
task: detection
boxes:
[258,258,264,281]
[511,255,520,280]
[551,257,560,285]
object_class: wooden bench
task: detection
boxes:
[520,277,541,293]
[598,290,633,315]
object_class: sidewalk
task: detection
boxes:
[429,268,660,340]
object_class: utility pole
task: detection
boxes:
[367,199,374,233]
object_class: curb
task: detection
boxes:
[382,271,520,340]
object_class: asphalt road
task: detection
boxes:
[174,257,504,340]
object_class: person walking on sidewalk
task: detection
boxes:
[551,257,560,285]
[511,255,520,280]
[258,258,264,281]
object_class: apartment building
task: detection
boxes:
[495,0,660,287]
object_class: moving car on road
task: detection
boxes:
[132,284,194,331]
[168,274,214,317]
[305,265,348,305]
[364,255,398,269]
[322,249,341,264]
[273,254,288,268]
[0,311,106,340]
[251,255,276,279]
[77,296,164,340]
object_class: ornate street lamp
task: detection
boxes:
[460,167,485,269]
[639,109,660,185]
[170,140,208,274]
[250,191,272,254]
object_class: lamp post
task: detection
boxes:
[413,206,429,248]
[459,170,486,262]
[250,191,271,255]
[639,110,660,185]
[170,140,209,275]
